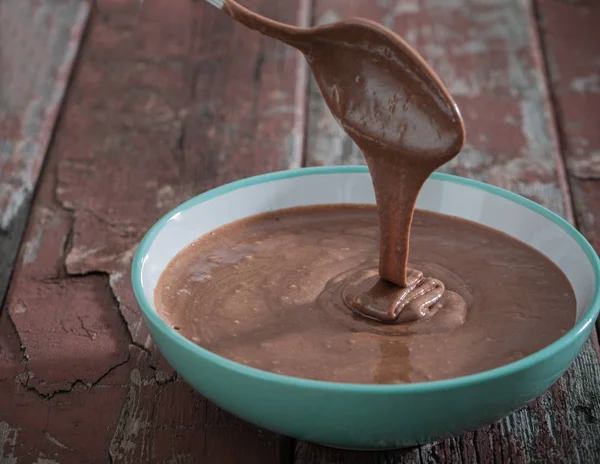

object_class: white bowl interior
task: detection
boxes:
[140,172,595,322]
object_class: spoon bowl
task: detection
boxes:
[225,1,465,165]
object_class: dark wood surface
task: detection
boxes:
[0,0,90,324]
[0,0,599,462]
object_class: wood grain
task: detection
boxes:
[535,1,600,259]
[297,0,600,462]
[0,0,90,316]
[0,0,308,461]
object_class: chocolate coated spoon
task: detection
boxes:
[206,0,465,288]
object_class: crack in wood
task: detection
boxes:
[0,200,30,315]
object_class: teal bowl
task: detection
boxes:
[132,166,600,449]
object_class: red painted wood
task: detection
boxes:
[0,0,308,461]
[305,0,572,220]
[536,1,600,253]
[0,0,90,315]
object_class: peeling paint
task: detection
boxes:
[452,40,488,55]
[0,422,20,464]
[424,0,462,9]
[34,458,61,464]
[109,272,124,285]
[0,183,30,232]
[156,185,175,209]
[316,9,341,25]
[263,104,297,116]
[568,152,600,180]
[571,74,600,94]
[11,301,26,314]
[64,246,102,269]
[394,0,420,15]
[45,431,73,451]
[447,75,481,97]
[520,98,554,165]
[441,144,492,171]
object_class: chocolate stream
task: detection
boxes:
[223,0,465,321]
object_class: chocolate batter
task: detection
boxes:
[223,0,466,321]
[155,205,575,384]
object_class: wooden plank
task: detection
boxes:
[0,0,309,461]
[535,0,600,331]
[297,0,600,462]
[0,0,90,311]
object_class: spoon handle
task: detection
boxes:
[220,0,306,47]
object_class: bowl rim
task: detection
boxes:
[132,166,600,393]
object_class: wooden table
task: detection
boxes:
[1,0,599,462]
